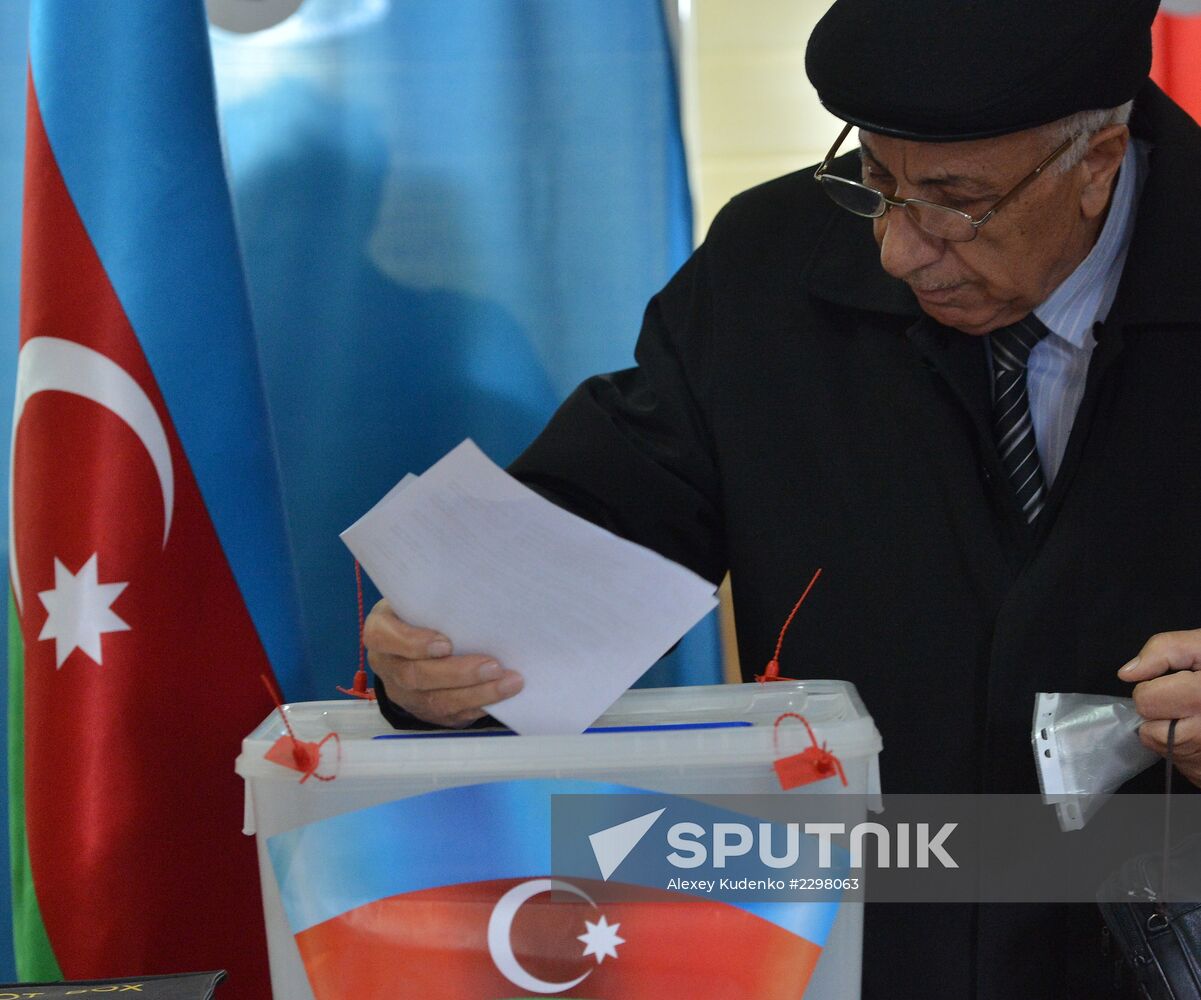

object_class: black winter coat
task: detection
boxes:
[508,80,1201,998]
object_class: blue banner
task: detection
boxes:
[210,0,717,697]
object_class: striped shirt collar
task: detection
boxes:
[1033,139,1143,349]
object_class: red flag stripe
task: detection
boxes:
[14,80,275,994]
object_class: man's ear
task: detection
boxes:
[1079,124,1129,220]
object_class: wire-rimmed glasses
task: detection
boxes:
[814,122,1074,243]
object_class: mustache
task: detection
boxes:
[904,273,963,293]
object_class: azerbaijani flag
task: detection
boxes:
[8,1,303,995]
[1153,2,1201,123]
[269,781,837,999]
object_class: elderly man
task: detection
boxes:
[365,0,1200,995]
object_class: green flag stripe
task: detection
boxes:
[8,589,61,978]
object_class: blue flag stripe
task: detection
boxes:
[27,0,304,691]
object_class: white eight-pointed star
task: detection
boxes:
[577,914,624,964]
[37,554,131,668]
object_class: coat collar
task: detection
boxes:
[1107,80,1201,328]
[800,79,1201,330]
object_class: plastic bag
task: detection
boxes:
[1031,692,1160,831]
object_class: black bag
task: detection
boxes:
[0,971,226,998]
[1098,721,1201,1000]
[1099,859,1201,998]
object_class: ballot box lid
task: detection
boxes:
[237,679,881,789]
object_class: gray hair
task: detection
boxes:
[1038,100,1134,172]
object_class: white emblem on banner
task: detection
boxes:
[487,879,600,994]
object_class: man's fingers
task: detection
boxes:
[1118,629,1201,682]
[1131,669,1201,721]
[1139,716,1201,750]
[366,648,520,693]
[389,654,515,694]
[362,599,453,659]
[1130,665,1201,790]
[367,647,524,726]
[411,675,527,728]
[361,599,522,727]
[1140,710,1201,791]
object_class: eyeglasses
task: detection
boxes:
[813,122,1074,243]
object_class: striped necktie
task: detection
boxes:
[990,315,1051,524]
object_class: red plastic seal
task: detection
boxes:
[264,731,341,784]
[772,712,847,791]
[261,674,342,783]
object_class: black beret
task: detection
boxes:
[805,0,1160,141]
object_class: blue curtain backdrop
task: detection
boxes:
[0,0,714,976]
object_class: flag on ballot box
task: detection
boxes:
[8,0,302,995]
[268,780,835,999]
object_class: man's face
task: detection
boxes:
[860,128,1098,336]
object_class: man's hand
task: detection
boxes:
[363,599,524,727]
[1119,629,1201,788]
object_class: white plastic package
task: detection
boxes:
[1031,692,1160,831]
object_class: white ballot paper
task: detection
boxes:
[341,440,718,735]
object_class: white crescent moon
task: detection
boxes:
[8,336,175,612]
[487,878,595,995]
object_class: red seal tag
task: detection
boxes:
[773,712,847,791]
[260,673,342,783]
[264,731,340,783]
